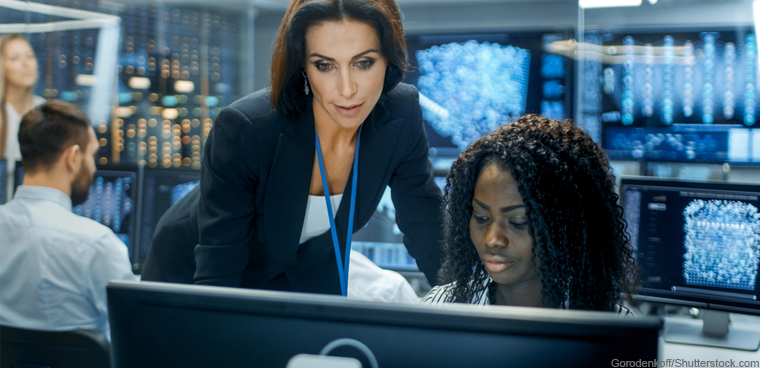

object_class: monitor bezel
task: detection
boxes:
[108,280,661,368]
[133,166,202,273]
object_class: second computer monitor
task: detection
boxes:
[352,177,448,272]
[13,161,138,259]
[620,177,760,314]
[135,167,201,271]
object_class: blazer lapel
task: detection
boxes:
[261,98,403,266]
[258,112,315,266]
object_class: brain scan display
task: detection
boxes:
[682,199,760,291]
[416,40,531,150]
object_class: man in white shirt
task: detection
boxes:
[0,100,137,339]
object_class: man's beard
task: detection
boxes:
[70,161,94,207]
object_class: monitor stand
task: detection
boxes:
[664,310,760,351]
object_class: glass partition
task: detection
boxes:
[0,0,261,168]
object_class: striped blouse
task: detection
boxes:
[420,274,632,316]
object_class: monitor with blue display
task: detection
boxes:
[13,162,139,264]
[134,167,201,273]
[352,176,447,272]
[620,177,760,350]
[587,27,760,164]
[404,31,574,157]
[107,280,661,368]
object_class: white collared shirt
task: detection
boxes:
[0,185,137,338]
[420,272,632,316]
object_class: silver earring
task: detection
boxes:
[302,71,310,95]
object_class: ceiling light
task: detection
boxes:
[579,0,642,9]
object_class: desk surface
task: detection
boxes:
[660,314,760,363]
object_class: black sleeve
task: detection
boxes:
[388,91,444,286]
[140,185,200,284]
[194,106,260,287]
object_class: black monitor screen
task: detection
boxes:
[13,161,23,195]
[404,31,574,157]
[0,158,7,205]
[352,177,447,271]
[621,177,760,315]
[136,168,201,269]
[108,280,661,368]
[13,163,138,258]
[586,27,760,163]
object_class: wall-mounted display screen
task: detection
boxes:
[405,31,574,158]
[579,28,760,163]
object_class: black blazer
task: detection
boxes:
[149,83,444,295]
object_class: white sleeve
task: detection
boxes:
[84,231,138,338]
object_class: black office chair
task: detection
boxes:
[0,325,110,368]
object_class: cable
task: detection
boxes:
[319,338,379,368]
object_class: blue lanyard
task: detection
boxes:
[315,124,363,296]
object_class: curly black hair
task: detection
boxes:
[438,114,638,311]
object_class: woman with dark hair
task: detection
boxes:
[420,114,637,313]
[142,0,443,296]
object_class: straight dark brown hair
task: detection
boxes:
[270,0,409,119]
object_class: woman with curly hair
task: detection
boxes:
[421,114,637,313]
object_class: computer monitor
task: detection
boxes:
[592,27,760,164]
[352,176,448,272]
[0,158,7,205]
[13,160,23,196]
[107,280,661,368]
[13,163,139,261]
[134,167,201,273]
[404,30,574,158]
[620,177,760,350]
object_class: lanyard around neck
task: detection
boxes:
[315,124,363,296]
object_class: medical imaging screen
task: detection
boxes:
[404,31,573,157]
[0,159,7,205]
[12,165,137,252]
[351,176,448,271]
[594,28,760,163]
[72,170,137,254]
[137,168,201,267]
[622,180,760,309]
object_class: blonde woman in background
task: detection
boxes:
[0,33,45,200]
